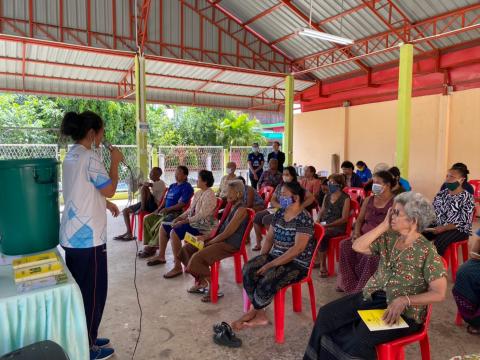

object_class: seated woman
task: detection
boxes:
[453,229,480,335]
[356,161,372,184]
[217,162,238,203]
[316,174,350,277]
[236,176,265,212]
[231,182,315,330]
[389,166,411,192]
[439,162,475,195]
[179,181,249,302]
[158,170,218,278]
[252,166,315,251]
[338,170,396,293]
[300,166,322,198]
[304,192,447,360]
[425,166,475,256]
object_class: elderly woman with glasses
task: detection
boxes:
[304,192,447,360]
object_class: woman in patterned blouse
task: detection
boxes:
[231,181,315,330]
[425,166,475,256]
[304,192,447,360]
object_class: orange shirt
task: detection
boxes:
[300,178,322,196]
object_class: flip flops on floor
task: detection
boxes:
[212,322,242,348]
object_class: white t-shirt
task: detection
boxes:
[152,180,166,203]
[60,144,111,248]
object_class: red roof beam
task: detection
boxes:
[242,3,284,26]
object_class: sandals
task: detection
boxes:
[320,269,329,278]
[187,285,209,294]
[467,325,480,335]
[163,269,183,279]
[201,291,224,303]
[113,234,136,241]
[147,259,166,266]
[138,250,156,259]
[212,322,242,348]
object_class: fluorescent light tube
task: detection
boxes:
[299,28,354,45]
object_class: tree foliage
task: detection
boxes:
[0,94,266,147]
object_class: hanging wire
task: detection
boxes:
[309,0,313,27]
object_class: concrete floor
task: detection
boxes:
[99,201,479,360]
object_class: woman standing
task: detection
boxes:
[60,111,123,360]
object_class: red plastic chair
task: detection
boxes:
[345,187,366,202]
[213,197,223,219]
[244,224,326,343]
[376,258,448,359]
[210,208,255,303]
[326,200,360,276]
[130,189,167,242]
[443,207,476,282]
[469,180,480,201]
[259,186,275,208]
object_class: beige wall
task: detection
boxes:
[293,88,480,200]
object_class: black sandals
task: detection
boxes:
[212,322,242,348]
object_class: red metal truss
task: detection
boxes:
[241,3,284,27]
[137,0,152,53]
[293,4,480,75]
[279,0,371,73]
[360,0,436,51]
[0,0,294,74]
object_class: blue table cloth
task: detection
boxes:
[0,248,89,360]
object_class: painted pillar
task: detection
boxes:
[223,148,230,174]
[395,44,414,178]
[283,74,294,166]
[135,54,149,179]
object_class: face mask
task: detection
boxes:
[328,184,340,193]
[372,183,384,195]
[444,181,460,191]
[282,175,292,183]
[357,167,364,171]
[227,168,235,174]
[252,147,259,153]
[279,196,294,209]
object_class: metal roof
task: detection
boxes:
[0,0,478,113]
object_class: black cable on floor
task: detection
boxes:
[131,219,142,360]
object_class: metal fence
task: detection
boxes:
[156,146,224,185]
[0,144,281,189]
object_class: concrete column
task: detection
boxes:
[223,148,230,174]
[396,44,414,178]
[135,54,149,179]
[283,74,294,166]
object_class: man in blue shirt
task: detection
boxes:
[248,142,265,189]
[138,166,194,258]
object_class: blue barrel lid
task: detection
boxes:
[0,158,59,169]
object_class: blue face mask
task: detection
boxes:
[279,196,294,209]
[328,183,340,193]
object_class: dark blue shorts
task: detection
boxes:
[162,222,201,239]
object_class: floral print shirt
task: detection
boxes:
[270,208,315,269]
[363,230,446,324]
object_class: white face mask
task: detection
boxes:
[252,147,259,152]
[372,183,384,195]
[227,168,235,174]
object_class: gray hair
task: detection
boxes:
[373,162,390,174]
[227,180,245,198]
[394,192,436,233]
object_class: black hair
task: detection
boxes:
[389,166,401,178]
[451,163,469,180]
[283,166,298,182]
[306,165,318,179]
[198,170,214,187]
[341,161,354,170]
[356,161,367,168]
[374,170,396,188]
[177,165,189,176]
[152,167,163,177]
[282,181,306,203]
[273,141,280,146]
[60,111,103,141]
[252,142,259,146]
[320,178,328,185]
[236,176,246,185]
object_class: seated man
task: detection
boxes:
[137,166,194,258]
[341,161,363,188]
[114,167,166,241]
[257,158,282,190]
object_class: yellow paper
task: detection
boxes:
[12,251,58,270]
[357,309,409,331]
[14,261,64,283]
[184,232,204,250]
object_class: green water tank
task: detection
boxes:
[0,158,60,255]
